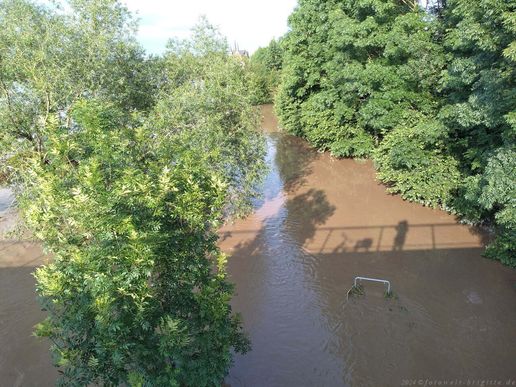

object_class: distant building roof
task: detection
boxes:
[231,42,249,58]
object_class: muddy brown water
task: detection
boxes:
[220,106,516,386]
[0,106,515,386]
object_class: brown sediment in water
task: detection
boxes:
[220,105,516,386]
[0,187,59,385]
[0,240,57,386]
[0,188,57,387]
[0,107,515,386]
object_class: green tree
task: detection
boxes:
[151,19,266,216]
[252,38,283,72]
[374,120,461,207]
[0,0,158,172]
[248,39,284,105]
[276,0,447,160]
[276,0,515,264]
[1,2,265,384]
[440,0,515,172]
[26,100,254,386]
[440,0,516,265]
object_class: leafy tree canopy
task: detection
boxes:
[0,2,265,385]
[248,39,284,105]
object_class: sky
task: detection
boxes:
[122,0,298,55]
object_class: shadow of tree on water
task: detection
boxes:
[274,133,319,193]
[226,188,335,259]
[283,189,336,246]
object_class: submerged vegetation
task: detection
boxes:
[275,0,515,266]
[0,0,264,385]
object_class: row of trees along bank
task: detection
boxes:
[0,0,266,385]
[271,0,515,266]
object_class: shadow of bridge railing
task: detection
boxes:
[219,221,488,254]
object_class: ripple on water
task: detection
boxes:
[223,106,516,387]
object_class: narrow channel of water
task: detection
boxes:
[0,106,515,386]
[220,105,516,387]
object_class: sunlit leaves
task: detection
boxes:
[277,0,445,158]
[3,4,262,385]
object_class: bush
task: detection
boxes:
[25,101,252,385]
[478,147,516,266]
[374,121,461,207]
[300,92,374,157]
[248,39,283,105]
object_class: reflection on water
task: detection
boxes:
[220,105,516,387]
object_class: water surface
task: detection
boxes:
[220,105,516,387]
[0,188,56,386]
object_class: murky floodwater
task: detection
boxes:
[0,188,57,386]
[1,106,515,386]
[220,105,516,386]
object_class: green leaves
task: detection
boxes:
[0,0,157,167]
[277,0,444,158]
[2,4,265,385]
[24,96,255,384]
[374,121,461,207]
[248,39,284,104]
[276,0,515,264]
[477,147,516,266]
[440,0,516,265]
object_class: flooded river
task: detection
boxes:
[0,106,515,386]
[0,188,57,386]
[220,106,516,386]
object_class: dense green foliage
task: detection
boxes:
[277,0,515,265]
[248,39,284,105]
[277,0,446,158]
[151,21,265,216]
[439,0,516,265]
[0,1,265,385]
[26,101,252,385]
[374,120,461,207]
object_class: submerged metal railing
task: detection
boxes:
[347,276,393,300]
[354,276,391,294]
